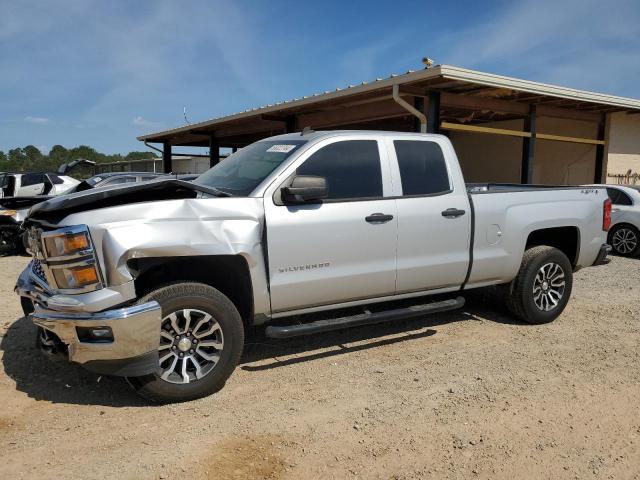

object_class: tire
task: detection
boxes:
[505,246,573,325]
[127,282,245,403]
[608,224,639,257]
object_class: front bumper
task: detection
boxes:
[592,243,612,266]
[16,265,162,377]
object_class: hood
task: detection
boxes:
[27,179,219,223]
[56,158,96,175]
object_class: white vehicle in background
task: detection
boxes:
[0,172,80,198]
[601,185,640,256]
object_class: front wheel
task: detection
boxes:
[505,246,573,324]
[127,282,245,403]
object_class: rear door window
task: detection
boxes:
[296,140,383,200]
[21,173,45,187]
[393,140,450,196]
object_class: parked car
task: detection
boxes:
[590,184,640,256]
[72,172,166,192]
[0,172,79,198]
[16,131,611,403]
[0,172,189,255]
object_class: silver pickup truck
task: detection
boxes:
[15,131,612,402]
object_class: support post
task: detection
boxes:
[162,142,172,174]
[594,117,606,183]
[520,105,537,184]
[209,134,220,168]
[413,96,424,133]
[285,115,297,133]
[427,91,441,134]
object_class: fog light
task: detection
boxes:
[76,326,113,343]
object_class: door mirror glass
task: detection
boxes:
[281,175,328,204]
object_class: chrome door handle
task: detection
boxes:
[441,208,466,218]
[365,213,394,224]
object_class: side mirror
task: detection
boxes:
[281,175,328,204]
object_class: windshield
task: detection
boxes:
[194,140,307,196]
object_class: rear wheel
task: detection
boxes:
[505,246,573,324]
[608,224,639,257]
[127,282,244,403]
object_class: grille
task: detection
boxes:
[31,259,48,284]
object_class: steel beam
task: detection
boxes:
[520,105,536,184]
[285,115,297,133]
[209,134,220,168]
[427,91,441,134]
[162,142,172,173]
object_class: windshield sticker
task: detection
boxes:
[266,144,297,153]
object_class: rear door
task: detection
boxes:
[265,136,397,313]
[388,136,471,293]
[16,173,45,196]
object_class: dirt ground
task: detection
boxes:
[0,254,639,480]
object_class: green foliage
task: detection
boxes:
[0,145,158,174]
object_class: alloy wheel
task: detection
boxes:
[533,262,566,311]
[158,309,224,384]
[612,228,638,255]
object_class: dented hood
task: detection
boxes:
[28,179,218,222]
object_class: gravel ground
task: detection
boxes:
[0,254,639,480]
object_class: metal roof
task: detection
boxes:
[138,64,640,144]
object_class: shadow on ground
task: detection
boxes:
[0,295,518,406]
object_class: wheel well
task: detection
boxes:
[128,255,254,326]
[526,227,579,266]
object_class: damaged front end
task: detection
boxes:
[16,178,269,377]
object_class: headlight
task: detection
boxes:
[51,264,100,289]
[0,209,17,216]
[43,231,91,258]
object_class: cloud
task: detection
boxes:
[132,116,158,128]
[25,116,49,124]
[439,0,640,95]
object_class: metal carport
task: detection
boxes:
[138,65,640,184]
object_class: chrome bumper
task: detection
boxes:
[16,265,162,372]
[32,302,161,365]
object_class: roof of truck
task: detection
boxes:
[263,130,444,142]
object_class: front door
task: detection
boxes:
[265,137,397,313]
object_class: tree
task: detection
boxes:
[0,144,162,173]
[125,151,158,161]
[22,145,45,171]
[8,148,26,171]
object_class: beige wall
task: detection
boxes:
[448,117,599,185]
[606,112,640,176]
[449,119,524,183]
[533,116,597,185]
[171,157,210,174]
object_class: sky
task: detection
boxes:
[1,0,639,155]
